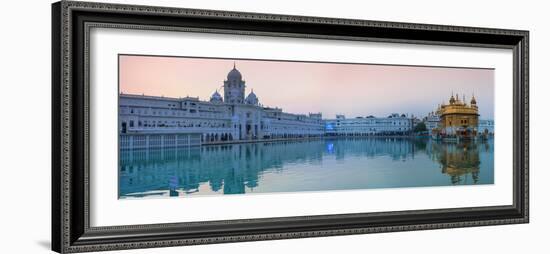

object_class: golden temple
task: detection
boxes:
[433,93,479,140]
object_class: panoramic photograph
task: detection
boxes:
[118,55,495,199]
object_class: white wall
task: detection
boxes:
[0,0,547,253]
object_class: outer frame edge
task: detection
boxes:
[55,1,530,253]
[52,1,63,253]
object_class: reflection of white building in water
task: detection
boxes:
[119,65,453,149]
[324,114,413,136]
[119,65,325,145]
[119,138,417,197]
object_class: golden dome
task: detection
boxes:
[470,94,477,105]
[449,94,456,104]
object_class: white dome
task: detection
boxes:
[227,64,242,80]
[210,90,223,103]
[245,90,259,105]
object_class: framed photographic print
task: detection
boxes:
[52,1,529,253]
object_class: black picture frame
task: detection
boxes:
[52,1,529,253]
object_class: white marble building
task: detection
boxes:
[478,119,495,136]
[324,113,413,136]
[425,111,440,133]
[119,65,324,144]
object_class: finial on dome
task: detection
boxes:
[210,89,223,103]
[245,89,259,105]
[233,61,236,69]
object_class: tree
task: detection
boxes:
[413,122,427,133]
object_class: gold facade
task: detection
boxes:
[434,94,479,138]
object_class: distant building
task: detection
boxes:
[324,113,413,136]
[478,119,495,136]
[425,111,440,133]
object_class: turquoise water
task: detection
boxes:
[119,137,494,198]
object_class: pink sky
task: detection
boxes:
[119,55,494,119]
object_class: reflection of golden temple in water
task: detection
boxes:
[119,137,493,198]
[428,140,492,185]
